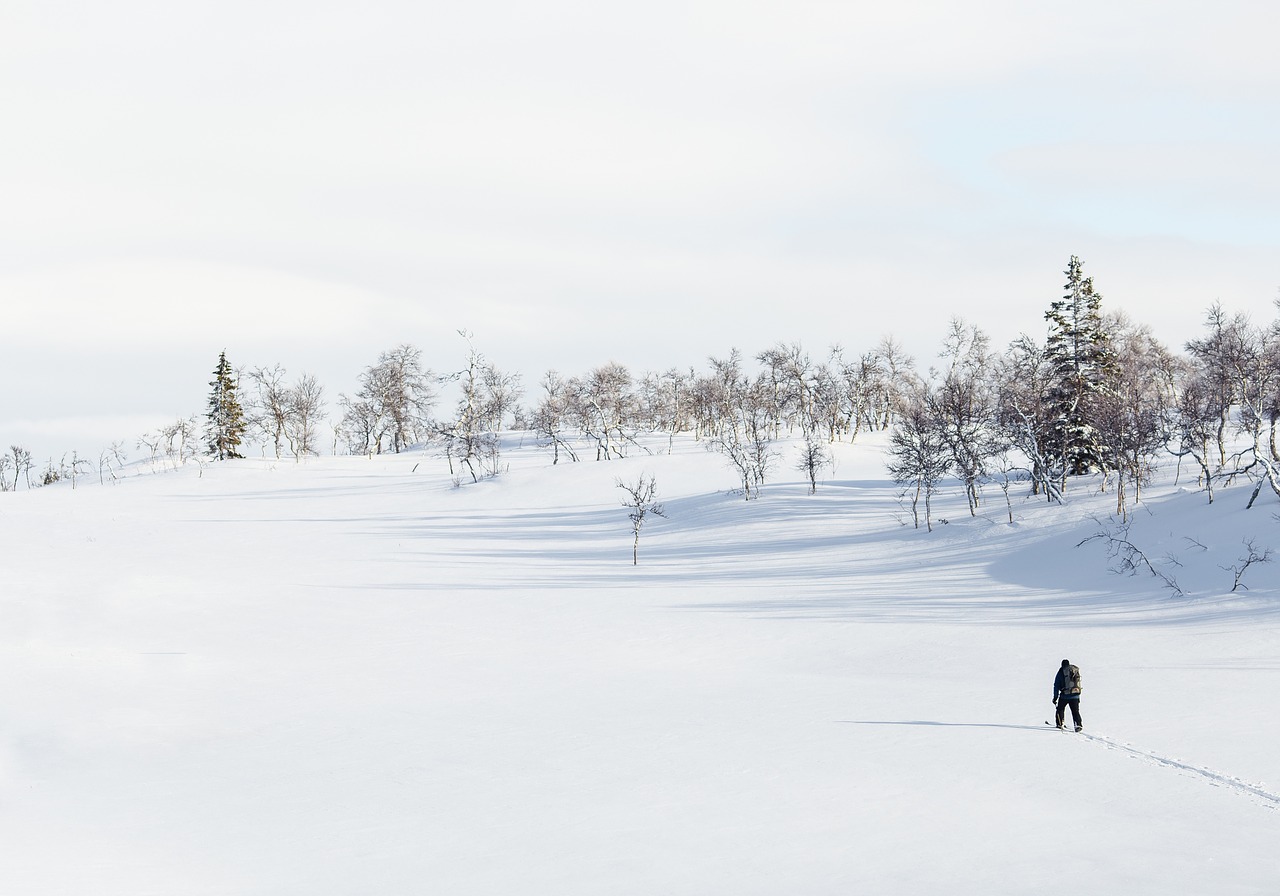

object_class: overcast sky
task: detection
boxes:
[3,1,1278,461]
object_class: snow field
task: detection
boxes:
[2,434,1279,894]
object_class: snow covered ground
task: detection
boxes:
[3,434,1279,894]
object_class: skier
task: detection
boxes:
[1052,659,1083,731]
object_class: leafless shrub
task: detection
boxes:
[1220,538,1274,592]
[1078,518,1183,596]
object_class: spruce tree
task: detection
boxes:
[1043,256,1118,478]
[206,350,247,460]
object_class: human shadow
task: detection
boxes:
[837,720,1046,732]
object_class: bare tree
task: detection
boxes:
[705,377,776,501]
[637,368,693,447]
[663,367,696,446]
[807,356,844,442]
[340,344,436,455]
[137,430,163,466]
[986,447,1029,525]
[285,373,326,458]
[994,335,1062,503]
[438,336,514,482]
[9,446,32,489]
[244,364,291,458]
[1242,453,1280,510]
[66,451,90,489]
[242,364,325,458]
[617,473,666,565]
[336,394,379,456]
[1166,369,1221,503]
[1185,305,1280,509]
[159,417,201,466]
[824,347,861,441]
[159,422,183,465]
[97,441,128,485]
[381,344,436,453]
[701,350,748,437]
[1262,305,1280,464]
[756,342,814,437]
[932,318,1000,517]
[1094,315,1178,520]
[533,370,579,464]
[796,432,833,495]
[567,363,638,461]
[872,335,917,430]
[480,362,523,433]
[887,389,951,531]
[1186,303,1253,467]
[1232,319,1280,509]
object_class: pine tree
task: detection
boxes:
[1043,256,1118,478]
[206,350,246,460]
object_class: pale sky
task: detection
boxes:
[3,1,1278,461]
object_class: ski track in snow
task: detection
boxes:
[1080,732,1280,809]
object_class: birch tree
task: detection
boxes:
[887,389,951,531]
[617,473,666,565]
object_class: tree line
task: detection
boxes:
[5,258,1279,524]
[887,258,1280,529]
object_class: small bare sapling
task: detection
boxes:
[617,473,666,566]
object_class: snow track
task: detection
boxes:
[1082,733,1280,809]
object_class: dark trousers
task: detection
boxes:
[1055,697,1082,729]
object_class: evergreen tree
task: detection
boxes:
[206,350,246,460]
[1043,256,1118,478]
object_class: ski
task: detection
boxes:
[1044,720,1082,731]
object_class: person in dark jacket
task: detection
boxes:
[1053,659,1083,731]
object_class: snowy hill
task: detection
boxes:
[2,434,1279,894]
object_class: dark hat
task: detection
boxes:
[1061,659,1071,666]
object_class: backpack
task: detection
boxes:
[1062,664,1082,697]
